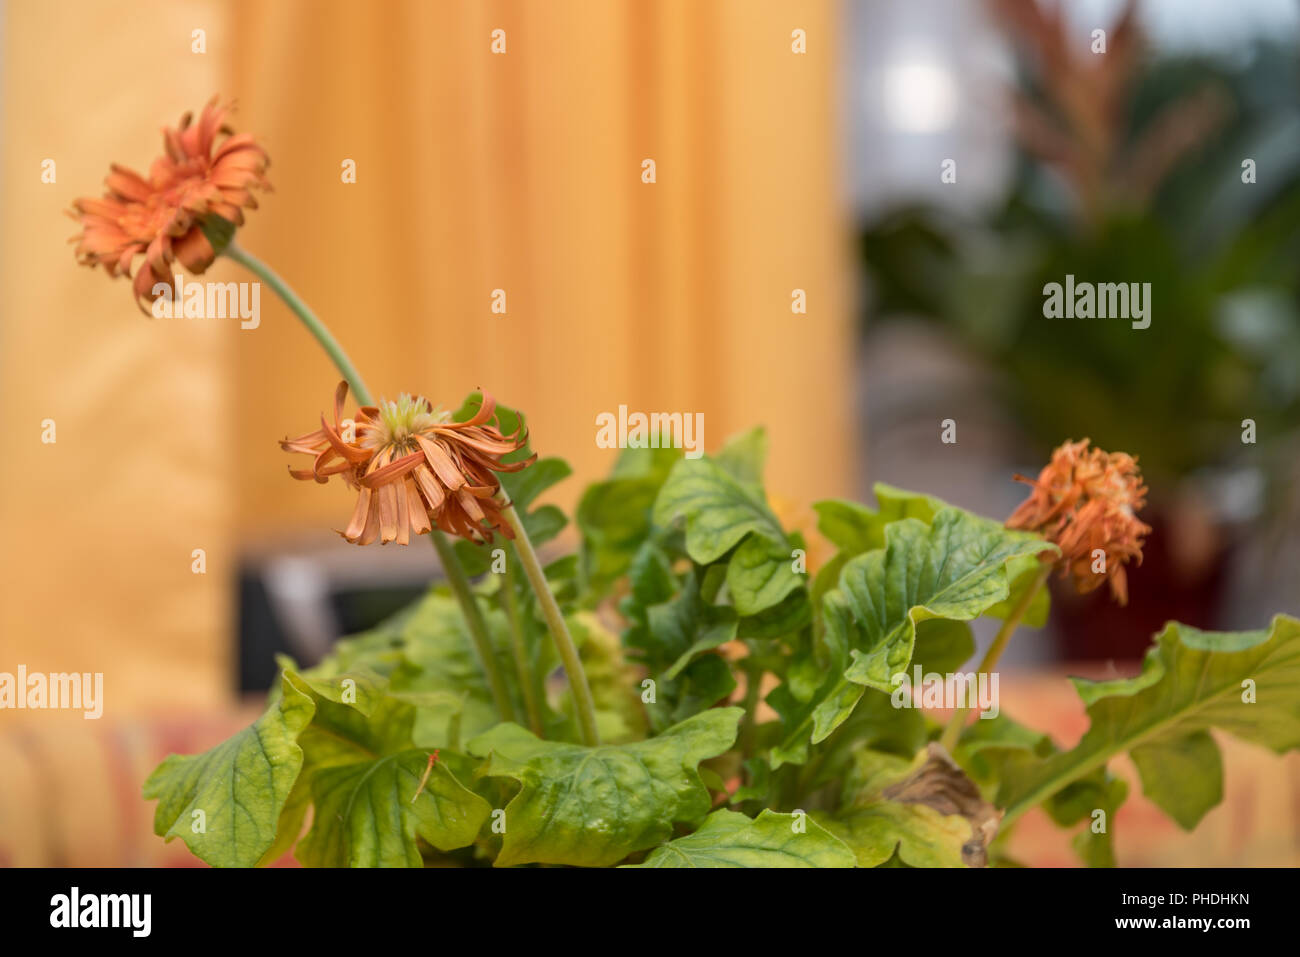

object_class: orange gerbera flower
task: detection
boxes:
[281,382,535,545]
[69,98,270,310]
[1006,438,1151,605]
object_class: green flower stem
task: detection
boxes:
[227,241,517,725]
[500,500,600,747]
[223,241,374,406]
[501,544,545,736]
[428,531,517,723]
[938,566,1050,754]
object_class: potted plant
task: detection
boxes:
[70,101,1300,868]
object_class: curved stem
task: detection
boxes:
[501,545,545,735]
[500,500,599,746]
[223,241,373,406]
[227,242,517,724]
[429,530,516,724]
[938,567,1050,754]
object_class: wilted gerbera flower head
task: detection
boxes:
[69,98,270,310]
[281,382,535,545]
[1006,438,1151,605]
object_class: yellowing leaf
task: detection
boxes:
[468,708,742,866]
[627,809,855,868]
[143,671,316,868]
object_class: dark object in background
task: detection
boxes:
[237,562,428,694]
[1050,508,1232,660]
[237,569,285,694]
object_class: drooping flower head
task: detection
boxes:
[69,98,270,310]
[281,382,534,545]
[1006,438,1151,605]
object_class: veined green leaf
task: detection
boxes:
[653,655,738,732]
[143,671,316,868]
[468,707,742,866]
[640,574,739,680]
[297,755,488,867]
[621,565,739,732]
[295,690,490,867]
[1000,615,1300,831]
[813,485,1051,626]
[737,588,813,640]
[837,510,1055,691]
[626,809,855,868]
[772,509,1054,765]
[654,456,802,616]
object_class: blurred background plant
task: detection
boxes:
[850,0,1300,658]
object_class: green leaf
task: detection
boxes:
[838,510,1054,692]
[732,757,773,804]
[772,509,1054,764]
[256,775,313,867]
[653,456,801,615]
[295,690,491,867]
[578,446,680,598]
[1000,615,1300,831]
[468,707,742,866]
[298,754,489,867]
[823,748,994,868]
[627,541,677,608]
[393,590,554,745]
[813,500,882,554]
[1047,769,1129,868]
[767,592,859,767]
[567,610,648,742]
[821,802,970,868]
[143,671,315,868]
[737,588,813,640]
[653,655,738,732]
[813,484,946,555]
[503,457,572,513]
[714,428,769,492]
[621,565,740,731]
[626,809,855,868]
[292,664,391,716]
[954,714,1125,867]
[640,574,739,680]
[728,534,805,617]
[814,485,1051,627]
[911,618,976,674]
[1130,731,1221,831]
[954,713,1052,787]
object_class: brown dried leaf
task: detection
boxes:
[882,743,1003,867]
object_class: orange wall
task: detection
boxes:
[0,0,855,714]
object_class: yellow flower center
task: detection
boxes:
[370,394,449,452]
